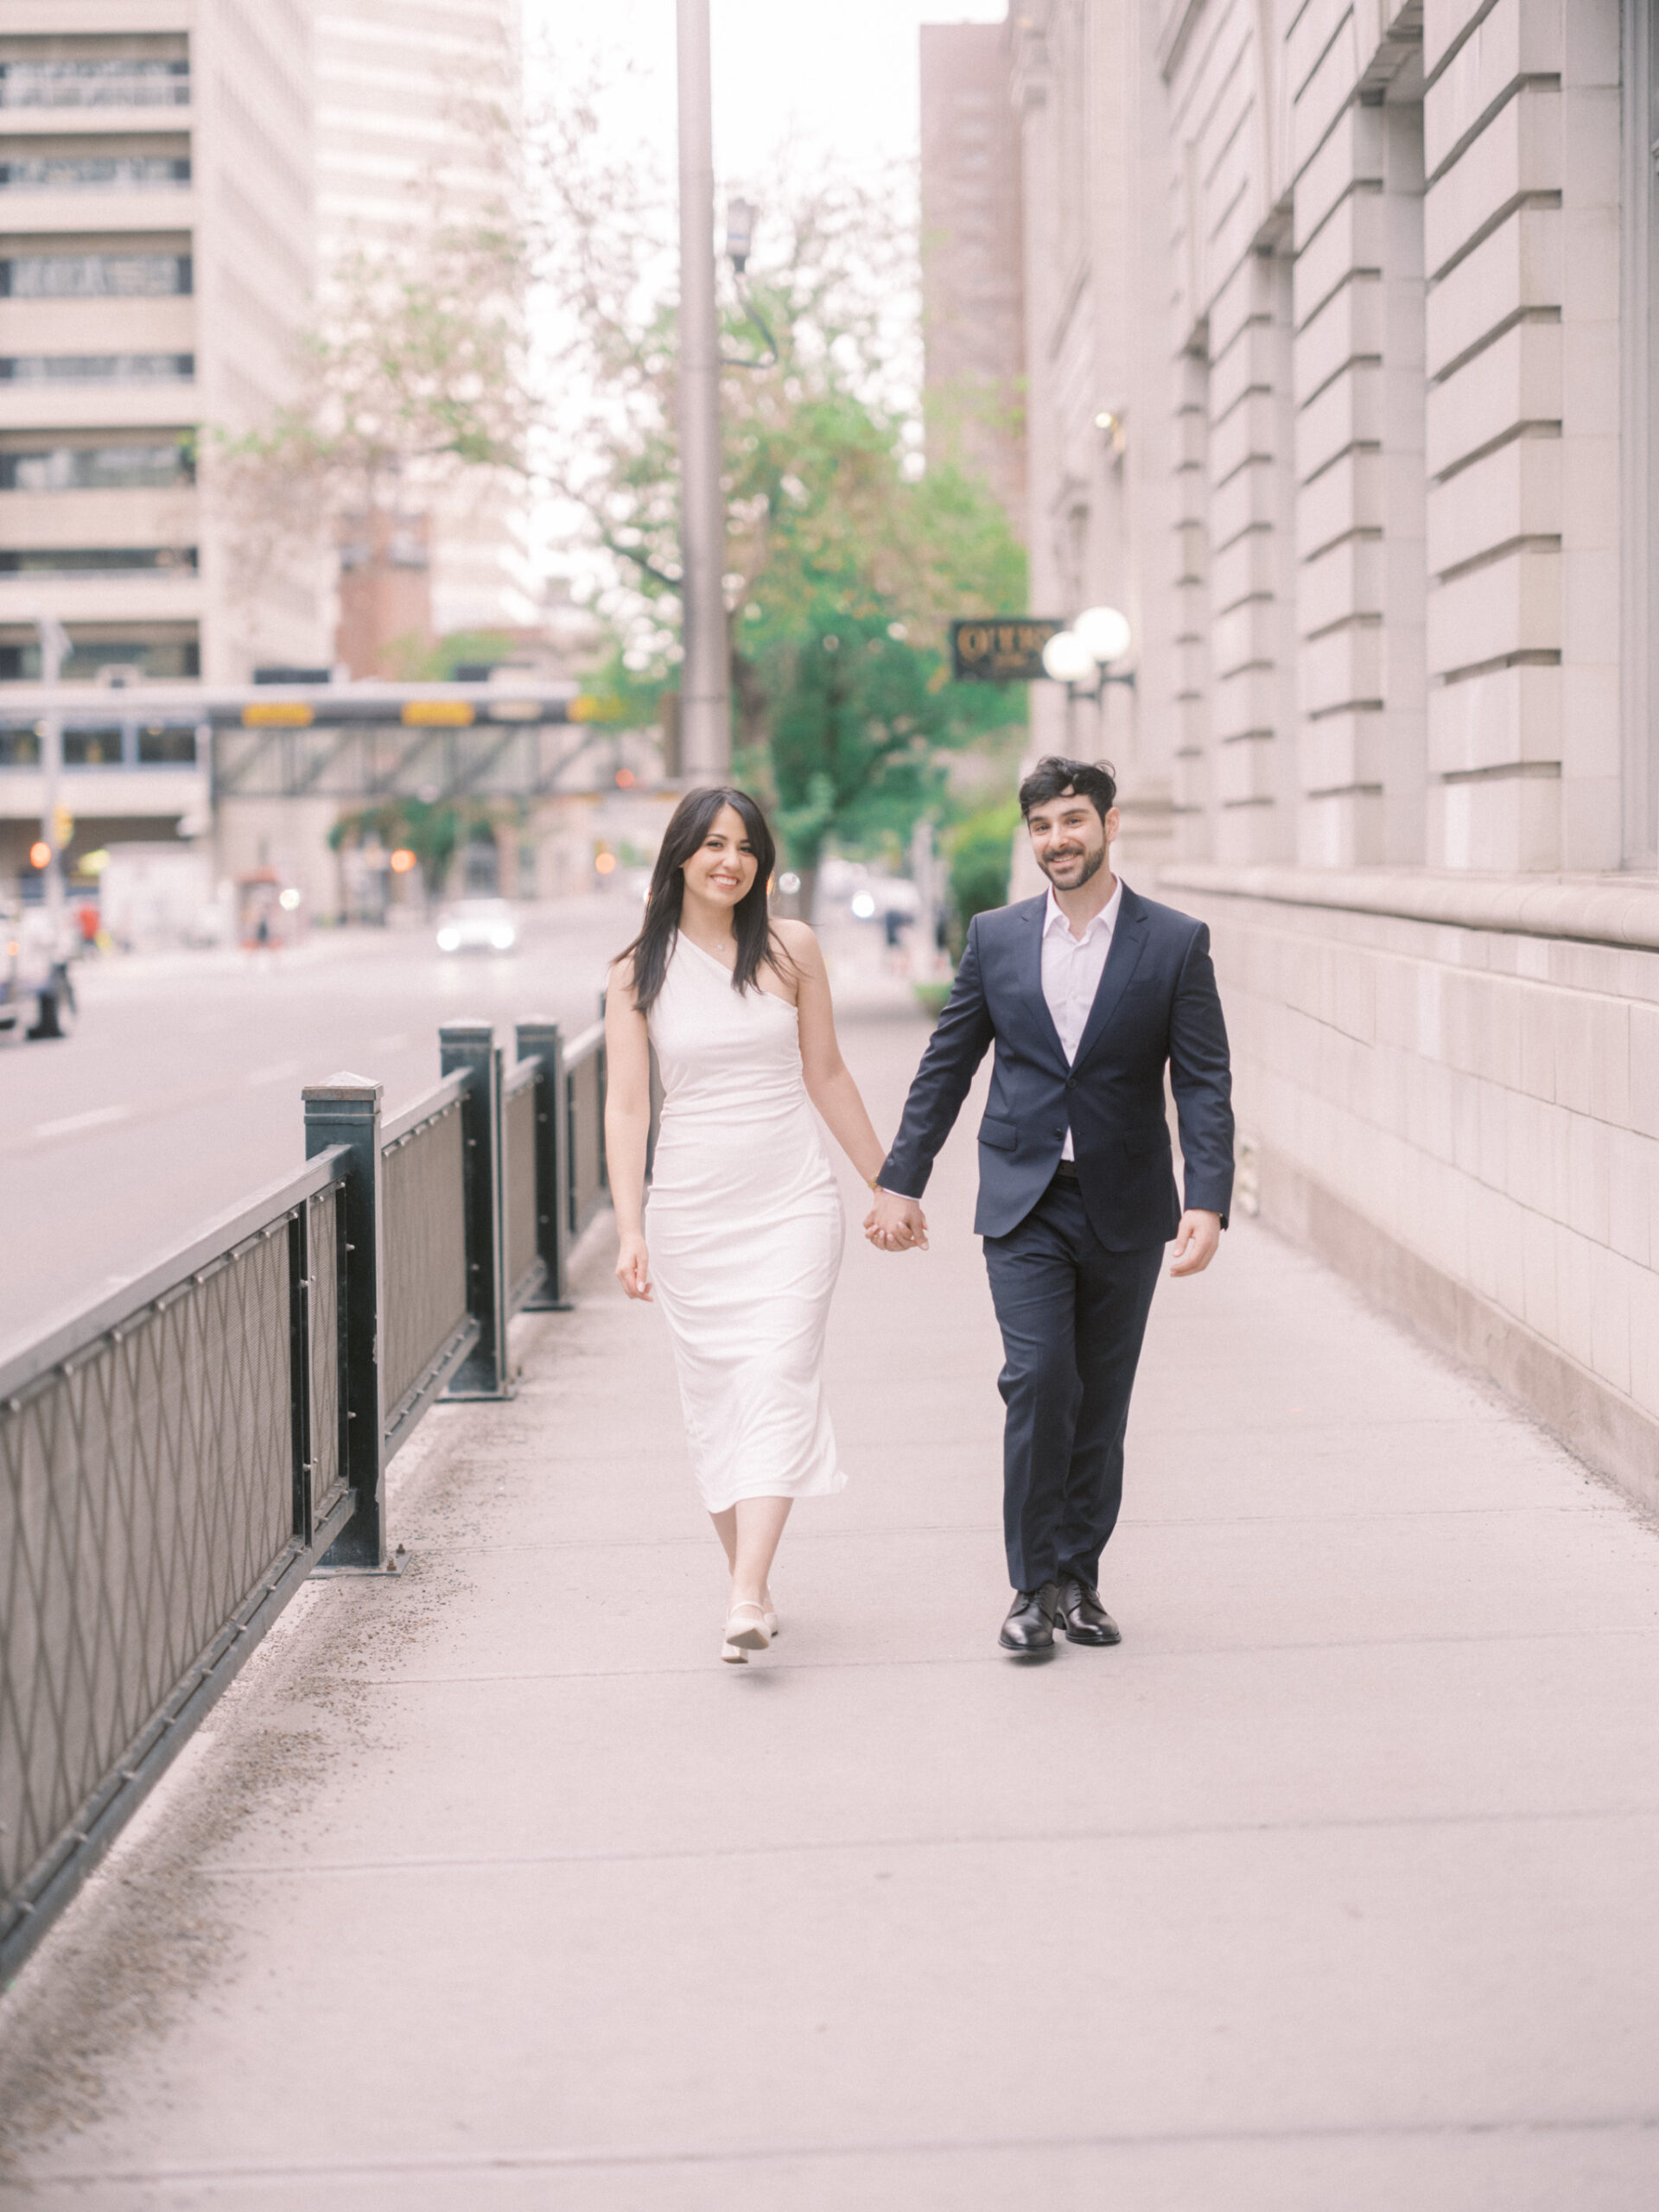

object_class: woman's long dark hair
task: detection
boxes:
[620,785,783,1014]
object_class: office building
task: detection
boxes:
[313,0,533,659]
[919,22,1027,528]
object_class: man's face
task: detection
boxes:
[1026,789,1117,892]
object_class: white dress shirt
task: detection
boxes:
[878,879,1122,1199]
[1042,879,1121,1160]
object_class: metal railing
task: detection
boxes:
[1,1013,607,1981]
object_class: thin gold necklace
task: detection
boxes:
[681,921,736,969]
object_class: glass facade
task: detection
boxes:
[0,353,194,382]
[0,442,194,490]
[0,155,189,190]
[0,548,197,574]
[0,60,188,110]
[0,251,192,296]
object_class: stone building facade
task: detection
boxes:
[1002,0,1659,1510]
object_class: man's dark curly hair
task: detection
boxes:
[1017,755,1118,821]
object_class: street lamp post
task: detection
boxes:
[675,0,730,779]
[1041,609,1134,757]
[35,614,70,931]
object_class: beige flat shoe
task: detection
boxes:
[723,1599,771,1652]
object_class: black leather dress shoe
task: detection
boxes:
[1058,1575,1121,1645]
[999,1582,1061,1654]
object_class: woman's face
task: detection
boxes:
[680,803,760,912]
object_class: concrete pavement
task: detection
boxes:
[2,1007,1657,2208]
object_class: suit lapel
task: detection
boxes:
[1014,897,1071,1072]
[1071,881,1150,1072]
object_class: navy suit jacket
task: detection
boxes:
[879,883,1235,1250]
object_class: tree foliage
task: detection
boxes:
[532,68,1027,874]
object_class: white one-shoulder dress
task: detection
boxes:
[645,933,847,1513]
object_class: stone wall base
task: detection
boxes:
[1257,1142,1659,1521]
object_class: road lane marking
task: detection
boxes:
[245,1058,302,1089]
[35,1103,133,1141]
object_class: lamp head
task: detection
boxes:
[1074,605,1132,667]
[1041,630,1096,686]
[726,197,757,273]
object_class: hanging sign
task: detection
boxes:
[950,619,1067,683]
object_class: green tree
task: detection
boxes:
[535,86,1028,896]
[944,797,1021,955]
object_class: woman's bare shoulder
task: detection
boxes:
[770,917,823,969]
[608,949,639,996]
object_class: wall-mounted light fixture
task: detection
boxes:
[1093,409,1128,457]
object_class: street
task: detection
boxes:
[0,899,634,1350]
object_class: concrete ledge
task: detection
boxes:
[1160,861,1659,950]
[1257,1142,1659,1521]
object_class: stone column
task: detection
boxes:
[1422,0,1567,870]
[1209,242,1299,862]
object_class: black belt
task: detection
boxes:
[1050,1159,1081,1186]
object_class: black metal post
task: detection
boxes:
[515,1017,571,1310]
[302,1074,387,1570]
[442,1020,512,1397]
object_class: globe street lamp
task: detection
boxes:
[1074,604,1132,671]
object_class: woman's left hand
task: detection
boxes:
[616,1232,653,1300]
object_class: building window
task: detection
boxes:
[0,59,188,109]
[0,632,199,682]
[0,251,192,296]
[0,154,190,189]
[0,442,194,490]
[0,547,197,574]
[137,724,196,765]
[62,726,124,766]
[0,353,194,382]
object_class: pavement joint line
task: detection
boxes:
[25,2111,1659,2188]
[333,1620,1659,1688]
[393,1501,1625,1557]
[191,1802,1659,1881]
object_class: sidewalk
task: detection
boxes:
[3,1009,1658,2209]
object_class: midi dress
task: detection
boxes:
[645,933,847,1513]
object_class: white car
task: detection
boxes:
[435,899,518,955]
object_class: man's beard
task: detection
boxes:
[1039,841,1105,888]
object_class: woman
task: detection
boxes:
[605,786,900,1662]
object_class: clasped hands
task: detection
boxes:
[864,1187,927,1253]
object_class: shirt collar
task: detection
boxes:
[1043,877,1122,944]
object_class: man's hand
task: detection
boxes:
[864,1188,928,1252]
[1169,1209,1221,1277]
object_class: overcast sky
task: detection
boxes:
[528,1,1008,178]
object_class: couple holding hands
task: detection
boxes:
[603,756,1234,1663]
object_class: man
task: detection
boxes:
[866,757,1234,1656]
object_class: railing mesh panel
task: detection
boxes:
[504,1078,539,1304]
[568,1047,606,1236]
[306,1187,343,1522]
[380,1103,467,1423]
[0,1224,295,1913]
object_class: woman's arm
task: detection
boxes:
[603,956,653,1300]
[779,920,889,1189]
